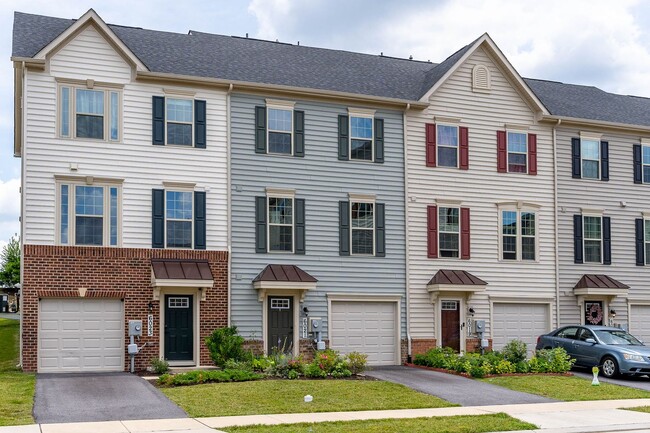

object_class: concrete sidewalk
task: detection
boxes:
[5,398,650,433]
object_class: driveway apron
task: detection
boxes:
[34,372,187,423]
[366,366,556,406]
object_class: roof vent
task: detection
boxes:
[472,64,491,93]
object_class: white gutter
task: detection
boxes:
[553,118,561,328]
[226,83,234,326]
[403,104,412,361]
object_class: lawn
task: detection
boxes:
[0,318,35,426]
[481,375,650,401]
[222,413,536,433]
[625,406,650,414]
[161,379,454,417]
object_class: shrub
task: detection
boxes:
[304,349,351,378]
[502,340,528,364]
[346,352,368,375]
[514,360,530,373]
[223,359,253,371]
[536,347,575,373]
[413,347,456,369]
[150,358,170,375]
[251,355,274,372]
[158,369,262,387]
[205,326,248,368]
[305,362,327,378]
[267,353,305,379]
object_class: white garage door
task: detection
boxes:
[39,299,124,373]
[492,303,549,355]
[330,301,398,365]
[630,305,650,343]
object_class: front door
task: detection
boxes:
[268,297,293,354]
[165,295,193,361]
[441,300,460,352]
[585,300,604,325]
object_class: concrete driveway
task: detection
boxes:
[366,365,555,406]
[34,372,187,423]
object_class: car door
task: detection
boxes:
[553,327,581,363]
[572,328,599,366]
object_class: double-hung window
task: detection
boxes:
[267,108,293,154]
[59,85,120,141]
[350,116,373,161]
[645,220,650,265]
[58,181,120,246]
[439,206,460,258]
[165,191,193,248]
[500,207,537,261]
[581,138,600,179]
[643,145,650,183]
[166,98,193,146]
[507,132,528,173]
[437,125,459,168]
[268,196,294,252]
[351,201,374,255]
[583,215,602,263]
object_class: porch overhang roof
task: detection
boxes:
[151,259,213,288]
[426,270,487,301]
[573,274,629,297]
[252,264,317,301]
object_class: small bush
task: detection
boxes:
[305,362,327,378]
[251,355,274,372]
[223,359,253,371]
[205,326,248,368]
[502,340,528,364]
[534,347,574,373]
[267,353,305,379]
[413,347,457,369]
[158,369,262,387]
[346,352,368,375]
[150,358,170,375]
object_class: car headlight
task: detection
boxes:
[623,354,645,362]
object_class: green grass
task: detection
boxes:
[624,406,650,414]
[161,379,454,417]
[0,318,35,426]
[481,375,650,401]
[223,413,536,433]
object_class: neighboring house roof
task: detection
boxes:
[150,259,213,280]
[573,274,630,290]
[427,269,487,286]
[253,264,317,283]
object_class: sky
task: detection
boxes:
[0,0,649,249]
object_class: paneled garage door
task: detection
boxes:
[630,305,650,344]
[39,299,124,373]
[492,303,549,355]
[329,301,398,365]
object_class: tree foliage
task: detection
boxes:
[0,235,20,290]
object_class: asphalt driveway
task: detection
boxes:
[34,372,187,423]
[573,369,650,391]
[366,365,555,406]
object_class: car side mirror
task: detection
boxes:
[585,338,597,344]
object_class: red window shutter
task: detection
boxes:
[460,207,471,260]
[528,133,537,175]
[497,131,507,173]
[427,205,438,258]
[459,126,469,170]
[425,123,436,167]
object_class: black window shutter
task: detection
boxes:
[573,214,583,264]
[194,100,206,149]
[636,218,645,266]
[571,138,581,178]
[374,118,384,163]
[152,189,165,248]
[603,216,611,265]
[339,201,350,255]
[295,198,306,254]
[600,141,609,181]
[338,115,349,161]
[294,110,305,157]
[152,96,165,145]
[255,196,267,253]
[194,191,206,249]
[255,106,267,154]
[375,202,385,257]
[634,144,643,184]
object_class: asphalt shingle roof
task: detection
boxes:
[12,11,650,127]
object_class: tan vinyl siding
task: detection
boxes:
[406,47,557,340]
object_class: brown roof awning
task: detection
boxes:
[151,259,213,280]
[253,264,317,283]
[574,274,630,296]
[427,269,487,286]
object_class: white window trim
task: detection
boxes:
[438,205,460,259]
[165,97,194,146]
[643,144,650,184]
[506,130,528,174]
[350,198,375,256]
[580,137,601,180]
[645,219,650,266]
[55,181,122,247]
[436,123,459,169]
[58,84,122,143]
[165,188,194,249]
[266,104,294,156]
[349,114,374,162]
[267,194,295,253]
[498,205,539,262]
[582,214,603,264]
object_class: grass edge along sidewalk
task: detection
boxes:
[0,318,35,427]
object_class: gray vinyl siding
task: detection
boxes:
[230,93,406,339]
[557,127,650,330]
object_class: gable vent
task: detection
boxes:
[472,64,491,92]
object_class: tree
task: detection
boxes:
[0,235,20,290]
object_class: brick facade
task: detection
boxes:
[465,338,493,353]
[22,245,228,372]
[411,338,437,355]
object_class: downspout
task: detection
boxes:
[553,118,561,328]
[226,83,233,326]
[18,61,25,368]
[403,104,412,362]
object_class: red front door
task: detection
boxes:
[441,300,460,352]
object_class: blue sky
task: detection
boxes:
[1,0,650,248]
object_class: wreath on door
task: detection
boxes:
[586,303,603,325]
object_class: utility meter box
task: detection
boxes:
[474,320,485,334]
[481,339,489,349]
[128,320,142,337]
[128,343,139,355]
[309,318,322,333]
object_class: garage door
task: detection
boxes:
[330,301,398,365]
[492,303,549,355]
[39,299,124,373]
[630,305,650,343]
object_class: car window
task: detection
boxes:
[594,330,643,346]
[577,328,595,341]
[556,327,579,339]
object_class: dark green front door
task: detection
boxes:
[165,295,193,361]
[268,297,293,354]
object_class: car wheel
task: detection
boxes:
[601,356,619,378]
